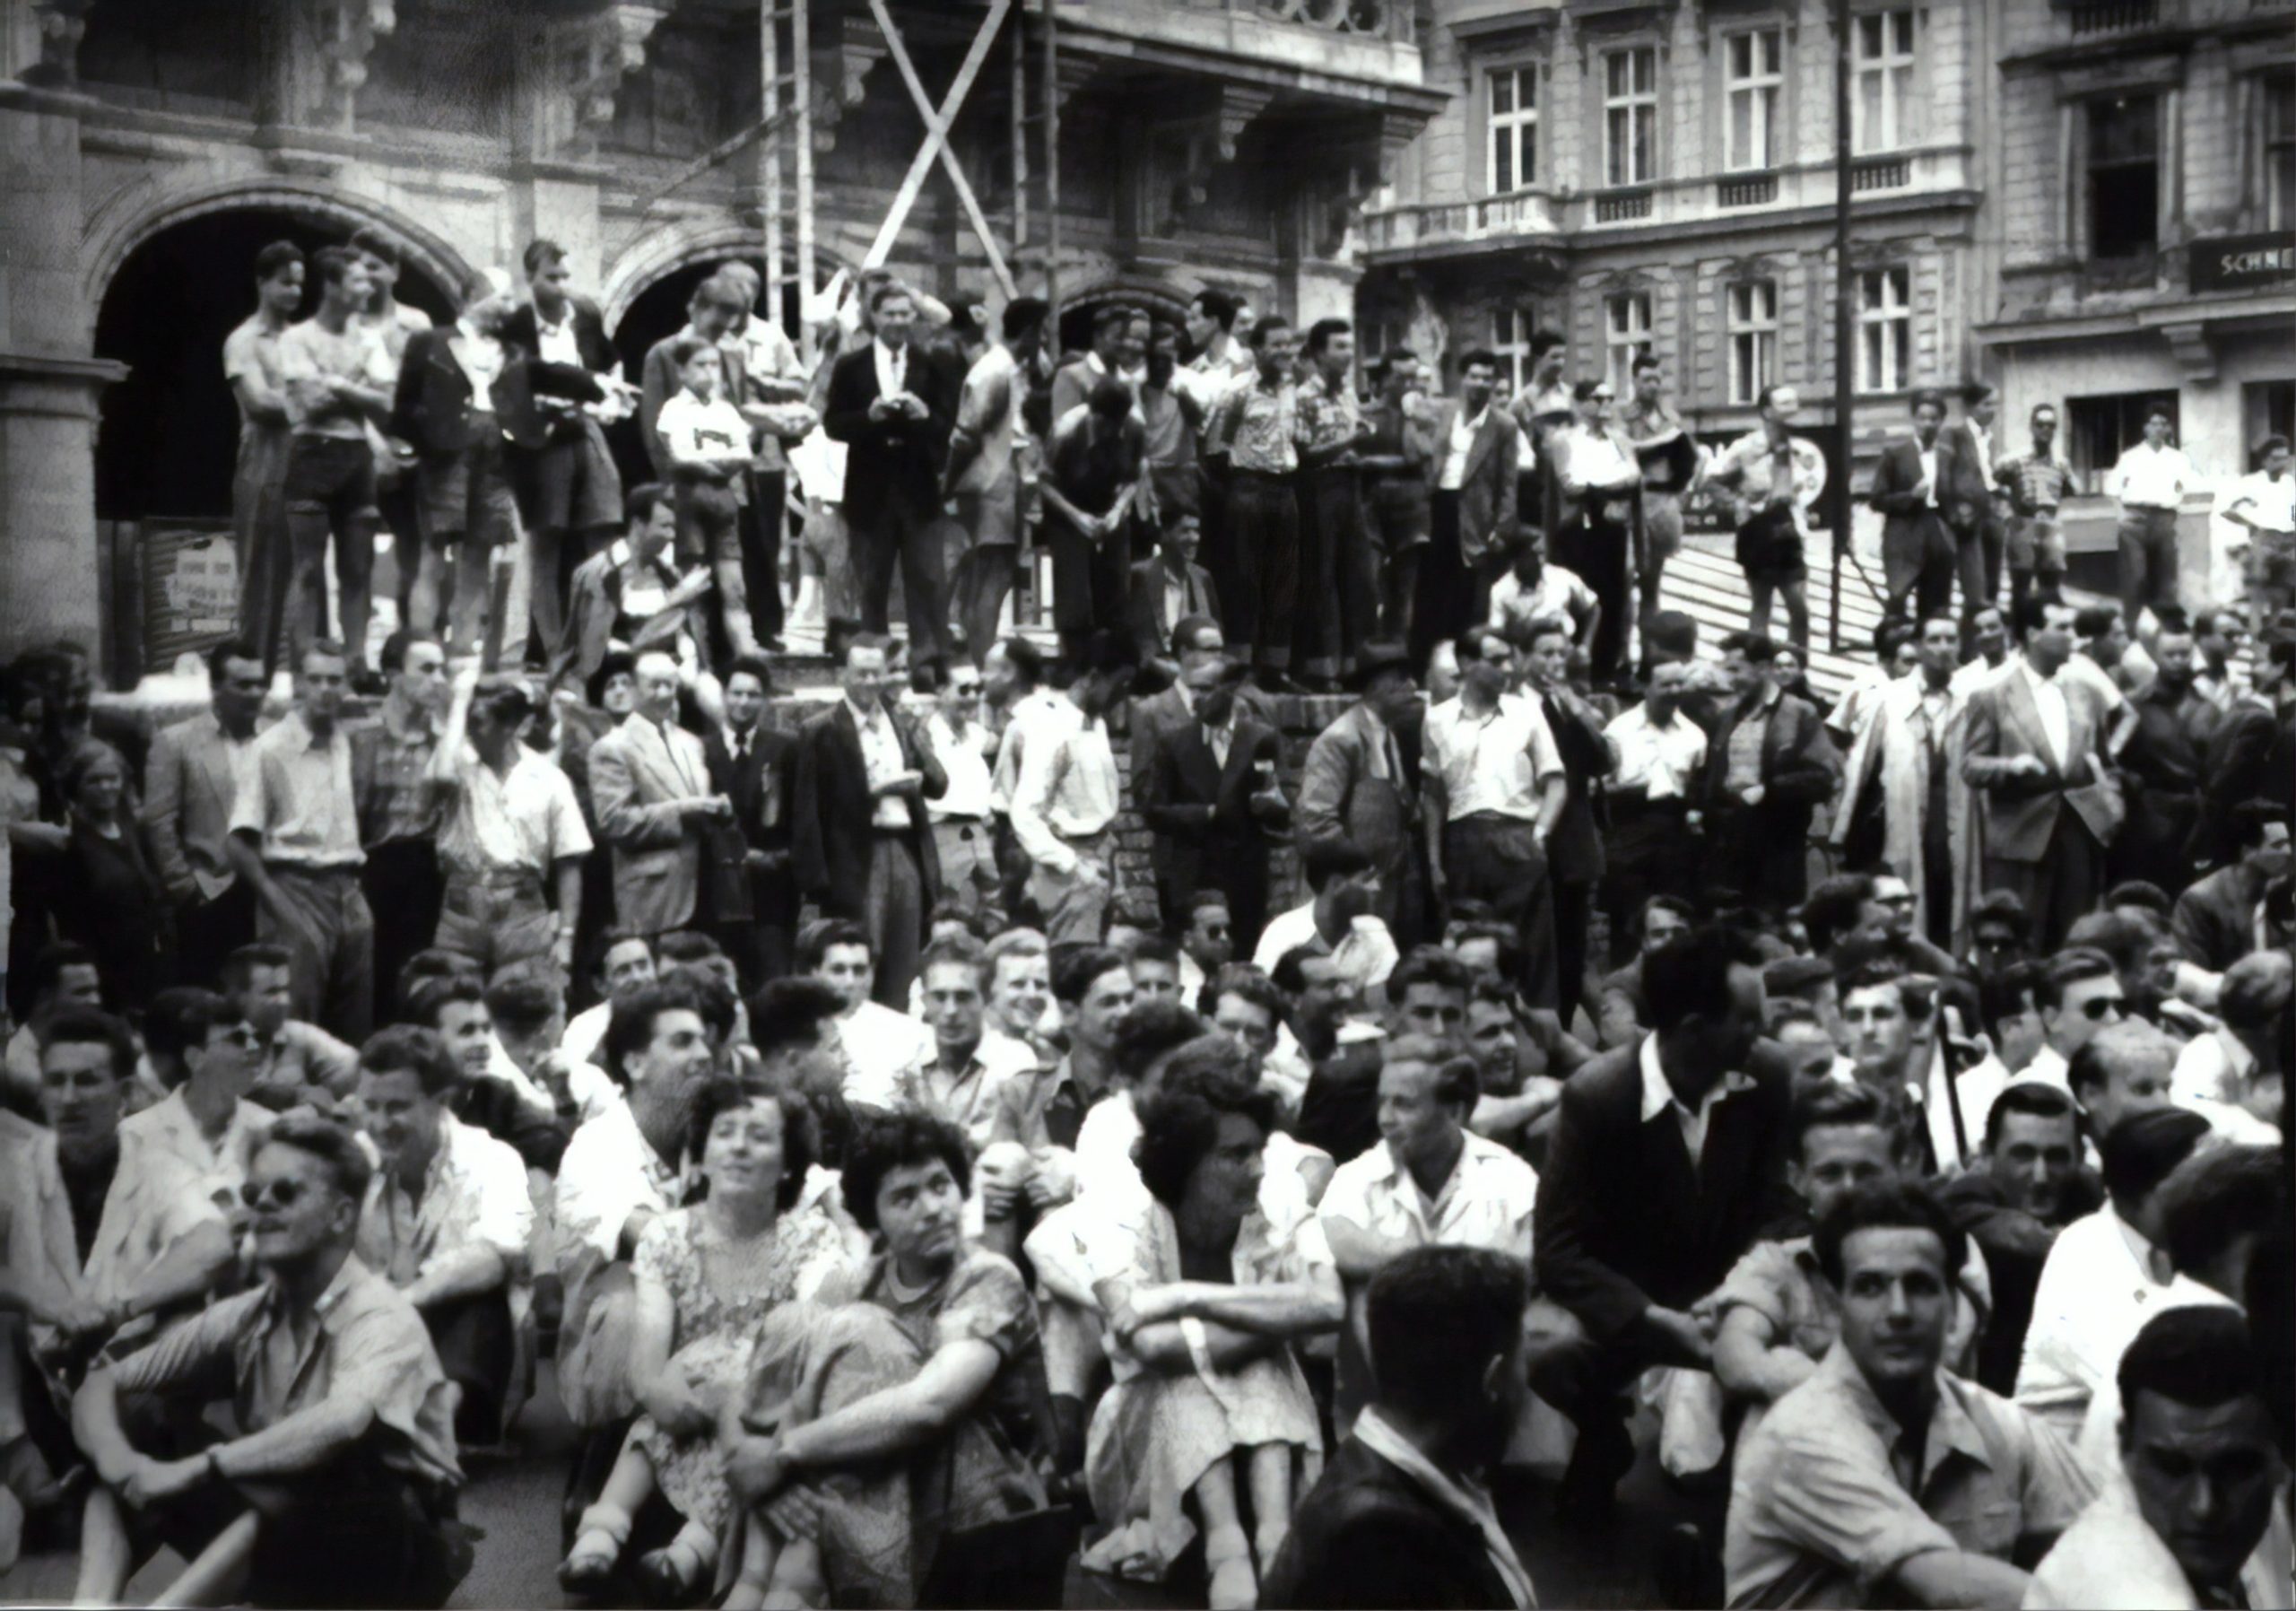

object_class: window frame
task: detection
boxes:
[2262,71,2296,231]
[1605,291,1655,395]
[1722,27,1785,174]
[2066,392,2181,497]
[1855,265,1911,396]
[1485,64,1540,196]
[1601,45,1660,189]
[1494,307,1535,394]
[2082,91,2162,261]
[1850,7,1918,157]
[1726,279,1779,406]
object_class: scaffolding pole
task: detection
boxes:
[793,0,815,364]
[1041,0,1059,334]
[761,2,782,324]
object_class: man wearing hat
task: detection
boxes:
[428,662,593,977]
[1298,640,1429,948]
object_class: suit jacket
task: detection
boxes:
[1831,678,1978,948]
[705,721,796,859]
[496,298,616,452]
[140,713,252,903]
[588,713,712,936]
[1538,688,1611,886]
[1139,716,1287,919]
[1532,1037,1798,1343]
[1871,436,1958,576]
[821,342,955,525]
[789,701,945,913]
[1938,419,1996,533]
[552,544,706,695]
[1699,688,1839,836]
[1960,666,2126,862]
[1261,1435,1518,1610]
[1125,557,1221,664]
[1423,401,1521,566]
[2170,864,2265,974]
[390,327,487,456]
[1297,702,1417,880]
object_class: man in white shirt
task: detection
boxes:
[1320,1035,1537,1430]
[2106,405,2197,629]
[1255,838,1401,1004]
[921,660,998,919]
[805,919,933,1110]
[2219,432,2296,621]
[2017,1097,2213,1441]
[891,935,1035,1151]
[1007,641,1130,945]
[1484,529,1597,649]
[352,1023,535,1445]
[120,990,273,1206]
[561,933,655,1072]
[944,297,1049,662]
[1601,661,1708,944]
[1422,626,1566,1007]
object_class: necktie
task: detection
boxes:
[1381,729,1406,788]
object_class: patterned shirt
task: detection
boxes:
[1998,452,2075,517]
[1296,371,1365,457]
[1208,374,1300,475]
[350,701,440,849]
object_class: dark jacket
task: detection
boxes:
[496,298,617,451]
[1532,1036,1798,1343]
[2170,863,2266,974]
[708,719,799,927]
[821,341,955,524]
[1126,556,1222,664]
[1938,419,1996,534]
[2193,699,2288,872]
[1138,714,1287,937]
[390,327,488,455]
[1262,1434,1518,1610]
[790,701,946,914]
[1539,687,1612,886]
[1699,688,1839,829]
[1871,436,1958,578]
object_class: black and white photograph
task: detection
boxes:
[0,0,2291,1606]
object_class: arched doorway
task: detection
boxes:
[1055,281,1193,360]
[92,208,458,524]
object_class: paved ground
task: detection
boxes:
[4,1376,1709,1609]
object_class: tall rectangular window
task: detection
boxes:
[1857,266,1910,395]
[1727,281,1779,405]
[1852,9,1916,155]
[2264,73,2295,229]
[2067,393,2180,495]
[2086,93,2160,258]
[1495,307,1534,393]
[1605,292,1653,393]
[1725,30,1783,171]
[1487,66,1537,194]
[1603,47,1658,187]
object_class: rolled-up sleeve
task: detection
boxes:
[458,1129,537,1264]
[108,1289,257,1401]
[1742,1424,1961,1604]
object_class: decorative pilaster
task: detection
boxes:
[536,1,668,159]
[13,0,91,87]
[314,0,396,130]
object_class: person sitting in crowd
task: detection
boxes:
[804,919,933,1111]
[1723,1180,2094,1609]
[68,1114,469,1609]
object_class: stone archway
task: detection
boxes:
[1055,276,1195,357]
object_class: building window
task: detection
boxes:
[2068,392,2180,495]
[1856,266,1910,395]
[2244,380,2294,459]
[2265,73,2296,230]
[1605,292,1653,393]
[1726,281,1779,405]
[2086,94,2160,259]
[1495,307,1534,393]
[1852,9,1916,155]
[1725,30,1783,172]
[1603,47,1658,187]
[1487,66,1538,194]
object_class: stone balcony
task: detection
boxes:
[1361,144,1973,260]
[1057,0,1424,93]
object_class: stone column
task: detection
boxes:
[0,93,120,658]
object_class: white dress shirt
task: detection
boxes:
[1318,1129,1538,1264]
[1252,903,1400,997]
[2017,660,2072,768]
[532,305,582,369]
[2107,441,2196,509]
[1008,697,1121,874]
[834,1000,936,1110]
[2017,1204,2222,1439]
[872,338,909,402]
[1421,692,1564,823]
[924,713,995,821]
[1604,702,1709,799]
[1917,440,1941,506]
[849,698,912,830]
[1639,1033,1756,1173]
[1439,406,1487,492]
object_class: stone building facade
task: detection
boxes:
[0,0,1440,666]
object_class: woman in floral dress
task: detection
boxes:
[559,1075,849,1603]
[1079,1059,1344,1609]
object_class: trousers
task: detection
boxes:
[258,864,374,1046]
[1226,469,1301,671]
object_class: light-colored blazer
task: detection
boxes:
[589,712,711,936]
[1832,678,1981,949]
[141,712,257,903]
[1961,666,2126,864]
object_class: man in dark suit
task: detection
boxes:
[706,653,799,988]
[1517,614,1613,1026]
[1870,388,1963,629]
[1263,1246,1537,1611]
[2114,618,2219,892]
[499,239,628,662]
[2170,804,2290,974]
[390,297,521,649]
[1531,923,1796,1520]
[1413,350,1521,669]
[791,633,947,1008]
[1699,631,1840,915]
[1961,597,2126,950]
[1942,381,2006,625]
[822,282,958,666]
[1138,661,1291,944]
[1126,508,1221,675]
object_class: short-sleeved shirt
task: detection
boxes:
[1724,1344,2093,1608]
[120,1089,275,1210]
[1422,692,1565,823]
[1318,1130,1537,1265]
[436,746,592,880]
[1295,371,1364,457]
[1711,1234,1991,1400]
[1605,702,1709,799]
[230,711,365,869]
[823,1248,1044,1447]
[1252,903,1399,997]
[108,1253,462,1491]
[276,318,390,440]
[1487,564,1596,635]
[886,1032,1038,1152]
[552,1097,688,1272]
[835,1002,938,1111]
[356,1112,535,1286]
[656,390,752,472]
[1209,376,1300,475]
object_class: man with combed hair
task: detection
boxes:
[2028,1307,2291,1609]
[589,648,728,945]
[69,1114,465,1608]
[1724,1182,2092,1609]
[1262,1246,1538,1610]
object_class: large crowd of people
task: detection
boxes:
[0,228,2291,1610]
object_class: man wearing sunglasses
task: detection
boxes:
[70,1112,466,1608]
[2025,946,2126,1092]
[121,990,272,1207]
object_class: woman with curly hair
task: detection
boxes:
[10,739,170,1006]
[1079,1058,1344,1609]
[559,1075,848,1604]
[725,1109,1051,1610]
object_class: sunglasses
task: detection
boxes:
[2077,997,2123,1023]
[1872,893,1916,908]
[240,1179,308,1210]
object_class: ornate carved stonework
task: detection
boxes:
[541,1,669,157]
[316,0,397,129]
[1161,83,1274,227]
[21,0,92,87]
